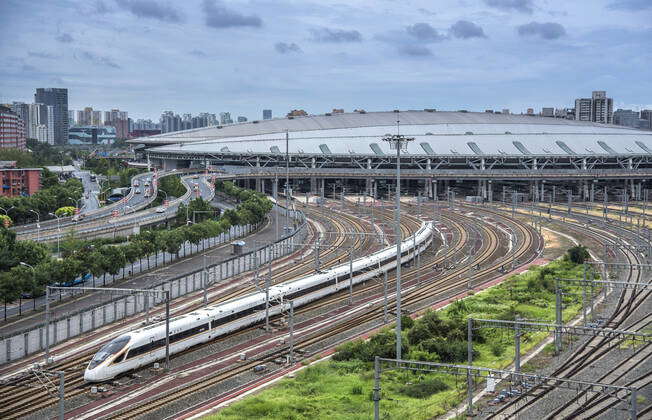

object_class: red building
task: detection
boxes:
[0,106,27,150]
[0,163,42,197]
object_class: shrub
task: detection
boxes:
[490,341,505,357]
[401,315,414,330]
[566,245,590,264]
[399,378,449,399]
[350,385,363,395]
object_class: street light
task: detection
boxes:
[48,213,62,254]
[382,122,414,362]
[19,262,36,312]
[29,210,41,241]
[0,205,15,215]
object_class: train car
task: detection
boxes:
[84,222,433,382]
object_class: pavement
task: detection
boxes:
[0,206,284,337]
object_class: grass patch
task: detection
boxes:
[206,248,591,420]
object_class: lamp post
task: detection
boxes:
[48,213,62,254]
[19,262,36,312]
[382,125,414,362]
[0,205,15,215]
[29,210,40,241]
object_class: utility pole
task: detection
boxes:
[285,130,290,235]
[203,254,209,306]
[288,300,294,364]
[382,125,414,362]
[349,247,354,305]
[265,261,271,331]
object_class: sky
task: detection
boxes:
[1,0,651,121]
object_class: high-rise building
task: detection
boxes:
[34,88,68,145]
[220,112,232,125]
[0,106,27,150]
[68,110,75,126]
[28,103,50,142]
[263,109,272,120]
[237,116,247,123]
[92,110,102,125]
[574,91,613,124]
[10,102,29,129]
[574,98,592,121]
[104,108,129,139]
[160,111,181,133]
[76,110,85,126]
[46,106,55,145]
[591,91,613,124]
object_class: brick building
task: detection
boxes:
[0,161,42,197]
[0,106,27,150]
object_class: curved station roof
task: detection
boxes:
[135,110,652,158]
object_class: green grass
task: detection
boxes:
[207,251,592,420]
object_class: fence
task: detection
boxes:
[0,204,306,364]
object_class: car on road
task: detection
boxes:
[192,174,199,179]
[155,207,166,213]
[135,189,141,194]
[133,181,140,187]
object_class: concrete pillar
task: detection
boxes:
[311,157,317,194]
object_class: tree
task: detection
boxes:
[100,246,126,283]
[12,241,49,267]
[0,271,21,319]
[122,242,142,275]
[0,227,17,271]
[55,206,76,217]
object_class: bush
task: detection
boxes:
[566,245,590,264]
[418,338,475,363]
[350,385,363,395]
[490,341,505,357]
[399,378,449,399]
[401,315,414,330]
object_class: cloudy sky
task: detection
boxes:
[1,0,650,120]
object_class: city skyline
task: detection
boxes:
[1,0,650,120]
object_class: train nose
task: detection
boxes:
[84,368,100,382]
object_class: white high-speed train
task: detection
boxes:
[84,222,433,382]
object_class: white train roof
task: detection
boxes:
[140,111,652,157]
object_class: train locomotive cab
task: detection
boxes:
[84,335,131,382]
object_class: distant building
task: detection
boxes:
[104,109,129,139]
[287,109,308,117]
[613,109,639,128]
[68,125,116,145]
[34,88,68,145]
[541,107,554,117]
[220,112,233,125]
[237,116,247,123]
[484,109,494,113]
[0,166,42,197]
[591,91,613,124]
[68,110,75,126]
[332,109,344,114]
[526,108,534,115]
[10,102,29,128]
[160,111,181,133]
[575,91,613,124]
[263,109,272,120]
[502,109,510,115]
[0,106,27,150]
[555,108,575,120]
[641,110,652,130]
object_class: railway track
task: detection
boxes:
[478,203,651,419]
[96,205,539,419]
[0,201,417,419]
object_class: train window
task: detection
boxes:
[88,335,130,369]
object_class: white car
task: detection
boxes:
[155,207,166,213]
[135,189,141,194]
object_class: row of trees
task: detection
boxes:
[0,185,274,318]
[0,177,83,225]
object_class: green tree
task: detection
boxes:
[0,271,21,319]
[100,246,126,283]
[12,241,50,267]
